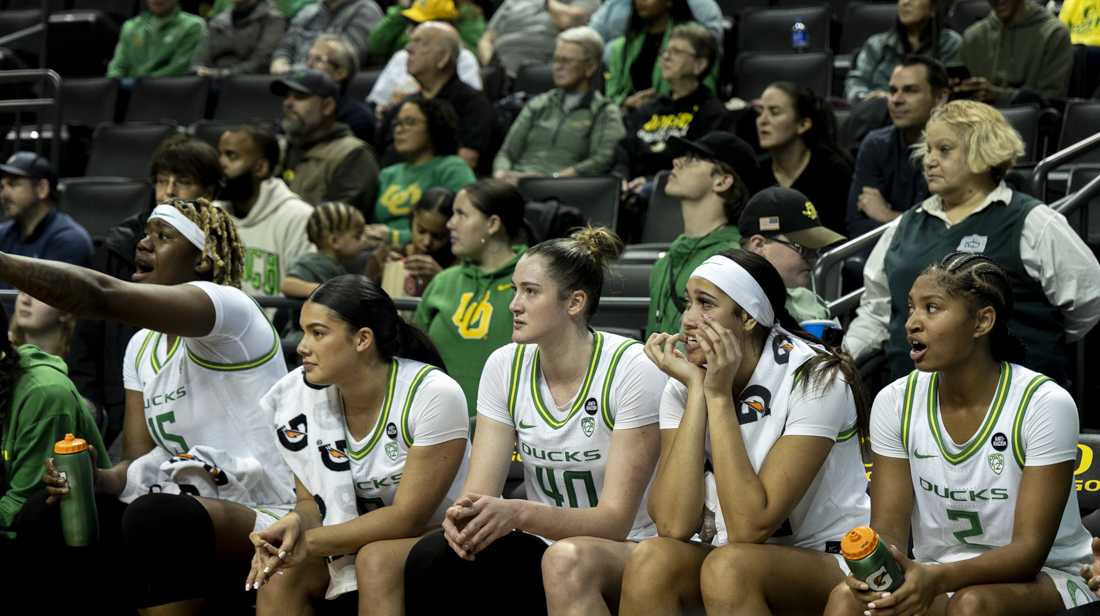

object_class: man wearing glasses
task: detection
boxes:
[738,186,844,322]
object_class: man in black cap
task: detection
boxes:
[273,67,380,215]
[0,152,94,288]
[645,132,760,337]
[739,186,844,322]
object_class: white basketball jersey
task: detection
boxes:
[125,327,293,507]
[504,331,656,540]
[346,359,469,525]
[899,364,1092,571]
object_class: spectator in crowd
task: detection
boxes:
[368,0,484,62]
[68,135,221,448]
[372,98,475,247]
[844,0,960,102]
[194,0,286,77]
[1060,0,1100,46]
[271,0,384,73]
[739,187,841,322]
[377,22,496,172]
[368,187,456,293]
[0,153,94,284]
[210,0,313,18]
[9,293,75,359]
[107,0,207,78]
[216,125,314,300]
[844,100,1100,384]
[366,44,482,113]
[605,0,717,108]
[305,34,377,142]
[493,26,624,183]
[958,0,1073,104]
[589,0,723,61]
[0,304,109,542]
[274,68,381,215]
[414,179,527,414]
[757,82,854,236]
[646,132,759,338]
[613,23,731,202]
[282,201,371,300]
[847,55,949,237]
[477,0,598,78]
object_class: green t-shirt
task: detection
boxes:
[107,8,207,78]
[1,346,109,538]
[374,156,476,245]
[415,247,525,415]
[286,252,348,284]
[646,226,743,338]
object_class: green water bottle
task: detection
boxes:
[841,526,904,593]
[54,433,98,547]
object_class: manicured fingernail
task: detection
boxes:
[263,566,270,575]
[245,584,250,591]
[278,550,286,560]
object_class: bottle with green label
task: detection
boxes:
[54,433,98,547]
[841,526,904,593]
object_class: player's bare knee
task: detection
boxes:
[822,581,862,616]
[356,542,399,590]
[700,544,755,599]
[623,538,686,591]
[946,586,992,616]
[541,539,591,594]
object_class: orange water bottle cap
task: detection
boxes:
[841,526,879,560]
[54,433,88,454]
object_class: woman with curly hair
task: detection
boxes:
[11,197,295,612]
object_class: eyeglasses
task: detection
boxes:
[768,236,816,259]
[552,55,587,67]
[661,46,697,60]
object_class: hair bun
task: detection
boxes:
[570,226,624,264]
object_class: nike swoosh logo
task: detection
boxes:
[913,450,937,459]
[518,420,535,429]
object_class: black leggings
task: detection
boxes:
[404,529,550,616]
[13,491,244,609]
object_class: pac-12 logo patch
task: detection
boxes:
[319,439,350,472]
[584,398,598,416]
[386,422,398,439]
[277,413,309,451]
[737,385,772,425]
[385,441,400,461]
[988,453,1005,475]
[991,432,1008,451]
[582,416,595,438]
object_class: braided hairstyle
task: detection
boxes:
[0,304,25,434]
[166,198,245,288]
[920,251,1027,364]
[306,201,365,248]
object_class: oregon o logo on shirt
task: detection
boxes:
[380,184,423,216]
[451,291,493,339]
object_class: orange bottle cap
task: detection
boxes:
[841,526,879,560]
[54,433,88,454]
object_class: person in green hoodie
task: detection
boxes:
[957,0,1072,104]
[107,0,207,78]
[415,179,527,415]
[646,132,760,338]
[1,305,109,541]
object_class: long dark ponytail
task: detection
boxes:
[718,250,870,441]
[309,275,447,371]
[0,303,25,431]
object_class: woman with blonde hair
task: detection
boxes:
[844,100,1100,384]
[9,292,75,358]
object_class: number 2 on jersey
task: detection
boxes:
[535,466,598,507]
[946,509,985,545]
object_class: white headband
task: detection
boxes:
[148,204,205,252]
[690,255,775,328]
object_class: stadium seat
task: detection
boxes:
[125,76,210,124]
[640,171,685,244]
[948,0,989,33]
[838,2,897,55]
[59,177,151,241]
[47,9,122,77]
[6,0,64,9]
[737,6,832,53]
[71,0,137,25]
[60,77,119,127]
[517,175,620,230]
[190,120,238,149]
[213,74,283,124]
[346,68,382,103]
[733,51,834,100]
[1065,165,1100,245]
[513,63,554,97]
[85,122,177,178]
[1058,100,1100,164]
[480,62,507,102]
[602,263,651,297]
[998,105,1043,164]
[716,0,770,18]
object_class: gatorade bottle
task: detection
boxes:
[54,433,99,546]
[841,526,904,593]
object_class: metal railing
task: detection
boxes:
[1033,131,1100,199]
[0,68,62,164]
[810,224,888,303]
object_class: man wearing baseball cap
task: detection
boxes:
[273,68,380,215]
[645,131,760,337]
[739,186,845,322]
[0,152,94,288]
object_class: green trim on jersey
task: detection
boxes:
[400,365,437,447]
[599,339,638,431]
[1011,374,1053,468]
[901,370,920,453]
[506,345,527,420]
[134,331,156,375]
[530,332,605,430]
[928,362,1011,465]
[348,361,398,461]
[186,323,281,372]
[837,424,858,442]
[150,333,181,374]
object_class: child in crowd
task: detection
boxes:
[281,202,372,299]
[368,187,457,297]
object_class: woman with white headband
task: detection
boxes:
[10,198,294,612]
[619,249,871,615]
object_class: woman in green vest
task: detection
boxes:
[414,179,528,415]
[843,100,1100,385]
